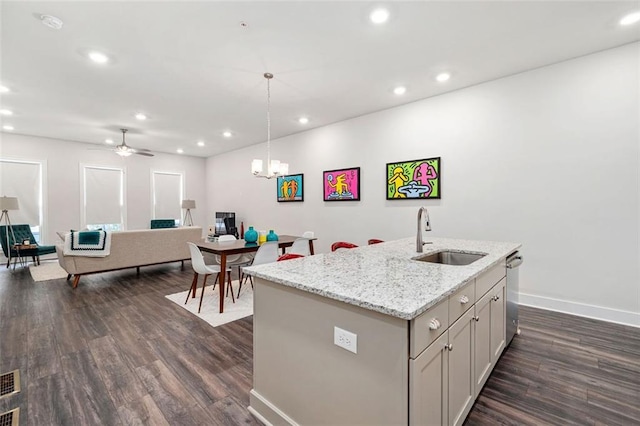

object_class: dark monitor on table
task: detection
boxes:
[214,212,236,235]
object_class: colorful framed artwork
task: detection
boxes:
[323,167,361,201]
[277,173,304,202]
[386,157,441,199]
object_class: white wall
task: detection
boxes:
[0,133,207,243]
[207,43,639,325]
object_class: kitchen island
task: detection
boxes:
[244,237,521,426]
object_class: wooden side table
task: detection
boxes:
[12,243,38,269]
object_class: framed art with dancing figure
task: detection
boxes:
[386,157,441,199]
[323,167,360,201]
[277,173,304,202]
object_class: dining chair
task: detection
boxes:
[186,242,233,313]
[368,239,384,245]
[302,231,314,238]
[289,237,311,256]
[215,234,253,293]
[277,253,305,262]
[331,241,359,252]
[238,241,279,298]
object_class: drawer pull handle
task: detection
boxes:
[492,295,501,302]
[473,316,480,322]
[428,319,441,330]
[459,295,469,304]
[445,343,453,351]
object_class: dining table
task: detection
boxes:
[196,235,316,313]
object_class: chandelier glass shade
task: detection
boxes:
[252,73,289,179]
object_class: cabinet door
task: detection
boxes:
[473,289,493,397]
[448,308,475,426]
[410,332,449,426]
[490,278,506,361]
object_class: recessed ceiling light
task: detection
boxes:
[298,117,309,124]
[0,85,9,93]
[135,113,147,120]
[370,8,390,24]
[40,14,64,30]
[620,11,640,26]
[222,131,232,138]
[177,148,184,154]
[0,109,13,116]
[88,51,109,64]
[197,141,205,147]
[435,72,451,83]
[3,125,14,131]
[105,138,114,144]
[393,86,407,95]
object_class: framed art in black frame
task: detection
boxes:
[386,157,441,199]
[323,167,360,201]
[277,173,304,202]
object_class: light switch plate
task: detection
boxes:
[334,326,357,354]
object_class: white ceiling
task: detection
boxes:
[1,1,639,158]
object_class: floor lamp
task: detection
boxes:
[0,196,19,267]
[182,199,195,227]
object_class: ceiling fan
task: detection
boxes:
[112,129,154,157]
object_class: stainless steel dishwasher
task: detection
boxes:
[506,251,523,345]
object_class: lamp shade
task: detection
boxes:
[181,199,196,209]
[0,196,19,211]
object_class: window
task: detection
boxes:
[152,171,183,225]
[0,159,44,242]
[82,165,125,231]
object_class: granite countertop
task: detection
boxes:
[244,237,521,320]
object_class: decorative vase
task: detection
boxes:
[266,230,279,242]
[244,226,258,243]
[240,221,245,239]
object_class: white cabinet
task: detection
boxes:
[410,262,507,426]
[473,289,493,397]
[410,332,449,426]
[490,278,506,361]
[447,308,476,426]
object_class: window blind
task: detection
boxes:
[0,160,41,226]
[84,167,123,225]
[153,172,182,220]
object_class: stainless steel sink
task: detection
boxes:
[414,251,486,266]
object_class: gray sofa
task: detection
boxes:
[56,227,202,288]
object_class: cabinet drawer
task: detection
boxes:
[410,298,449,359]
[449,281,475,324]
[475,262,506,301]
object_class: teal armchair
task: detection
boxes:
[0,224,56,268]
[150,219,177,229]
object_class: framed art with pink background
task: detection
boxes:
[323,167,360,201]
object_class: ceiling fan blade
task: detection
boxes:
[133,151,154,157]
[130,147,152,152]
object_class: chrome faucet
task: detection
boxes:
[416,207,432,252]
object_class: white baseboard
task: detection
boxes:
[249,389,299,426]
[519,293,640,328]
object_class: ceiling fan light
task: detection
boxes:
[116,150,132,157]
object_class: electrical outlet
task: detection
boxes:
[334,326,357,354]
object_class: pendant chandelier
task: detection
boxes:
[251,73,289,179]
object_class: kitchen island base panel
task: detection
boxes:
[251,278,409,425]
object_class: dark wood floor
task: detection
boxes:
[1,261,638,425]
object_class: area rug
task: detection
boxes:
[165,280,253,328]
[29,262,68,282]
